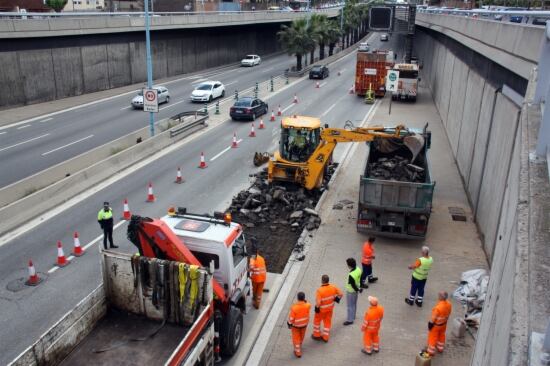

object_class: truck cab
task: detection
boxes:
[161,211,249,305]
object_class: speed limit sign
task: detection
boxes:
[143,88,158,112]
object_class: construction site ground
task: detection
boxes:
[254,85,489,366]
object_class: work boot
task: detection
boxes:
[311,335,323,341]
[368,277,378,283]
[110,245,119,249]
[405,298,414,306]
[360,283,369,289]
[415,299,423,307]
[343,321,354,326]
[361,349,372,356]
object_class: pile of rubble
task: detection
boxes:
[367,156,425,182]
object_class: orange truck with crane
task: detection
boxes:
[355,49,395,97]
[10,209,252,366]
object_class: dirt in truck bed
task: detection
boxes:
[227,165,337,273]
[60,308,187,366]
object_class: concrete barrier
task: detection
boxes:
[446,58,469,157]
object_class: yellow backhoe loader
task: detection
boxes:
[266,116,424,190]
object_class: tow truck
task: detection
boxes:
[10,209,251,366]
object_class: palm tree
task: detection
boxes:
[326,20,341,57]
[310,14,331,60]
[278,18,315,71]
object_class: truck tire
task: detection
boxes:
[222,307,243,357]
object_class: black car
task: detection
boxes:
[309,65,329,79]
[230,97,268,121]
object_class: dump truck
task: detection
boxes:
[266,116,424,191]
[355,50,395,97]
[10,209,251,366]
[391,63,419,102]
[357,124,434,239]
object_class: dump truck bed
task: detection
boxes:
[59,309,189,366]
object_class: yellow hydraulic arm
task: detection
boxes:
[299,124,407,190]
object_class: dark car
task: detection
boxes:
[309,65,329,79]
[532,17,549,26]
[230,97,268,121]
[510,15,523,23]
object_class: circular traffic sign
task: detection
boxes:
[389,73,397,82]
[145,90,156,101]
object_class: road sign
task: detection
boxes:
[386,70,399,93]
[143,88,158,113]
[365,68,377,76]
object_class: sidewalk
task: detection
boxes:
[257,85,488,365]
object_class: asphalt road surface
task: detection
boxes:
[0,53,294,188]
[0,33,404,364]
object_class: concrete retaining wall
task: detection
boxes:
[415,28,534,365]
[0,23,281,108]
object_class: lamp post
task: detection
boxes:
[144,0,155,136]
[340,0,345,48]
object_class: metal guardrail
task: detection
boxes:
[169,111,208,138]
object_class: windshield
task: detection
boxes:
[137,90,143,96]
[312,66,321,71]
[234,99,253,107]
[399,70,418,79]
[279,127,320,162]
[196,84,212,91]
[244,56,254,60]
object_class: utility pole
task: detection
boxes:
[340,0,345,48]
[144,0,155,137]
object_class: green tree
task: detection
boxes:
[310,14,331,60]
[278,18,315,71]
[46,0,68,12]
[326,20,341,57]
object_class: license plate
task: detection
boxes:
[388,221,395,226]
[236,110,243,113]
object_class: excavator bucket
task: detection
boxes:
[403,134,425,163]
[253,152,270,167]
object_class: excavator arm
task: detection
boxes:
[127,215,228,304]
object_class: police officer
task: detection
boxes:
[98,202,118,249]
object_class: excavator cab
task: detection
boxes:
[279,116,321,163]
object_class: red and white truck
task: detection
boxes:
[391,63,419,102]
[355,49,395,97]
[9,209,251,366]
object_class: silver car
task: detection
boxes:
[131,86,170,109]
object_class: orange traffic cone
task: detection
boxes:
[349,84,354,94]
[277,105,282,116]
[122,198,131,220]
[175,167,183,184]
[56,241,69,267]
[232,132,239,148]
[73,232,84,257]
[316,81,320,88]
[270,111,276,121]
[293,94,298,103]
[249,123,256,137]
[146,182,155,202]
[25,260,41,286]
[198,152,207,169]
[259,118,265,129]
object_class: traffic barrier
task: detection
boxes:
[146,182,156,202]
[234,90,239,100]
[259,118,265,129]
[232,132,239,148]
[270,111,276,122]
[215,101,220,115]
[249,123,256,137]
[56,241,69,267]
[25,260,41,286]
[277,105,282,116]
[175,167,184,184]
[293,94,298,103]
[73,232,84,257]
[198,152,207,169]
[122,198,131,220]
[316,81,320,88]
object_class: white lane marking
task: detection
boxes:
[0,133,50,153]
[47,266,58,274]
[210,139,243,161]
[17,125,31,129]
[160,99,188,110]
[39,118,53,123]
[192,78,208,84]
[263,67,274,72]
[187,75,203,80]
[120,106,132,110]
[281,104,294,113]
[319,82,328,88]
[0,132,6,135]
[321,102,337,117]
[225,81,238,87]
[41,135,94,156]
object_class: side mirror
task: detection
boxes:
[418,78,422,82]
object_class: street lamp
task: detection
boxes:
[144,0,155,137]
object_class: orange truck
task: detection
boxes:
[355,50,395,97]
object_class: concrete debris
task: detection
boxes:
[290,211,303,219]
[304,208,319,216]
[368,155,426,182]
[452,269,489,330]
[333,199,354,210]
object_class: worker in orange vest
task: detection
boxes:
[312,274,343,343]
[249,248,267,309]
[287,291,311,358]
[361,296,384,355]
[426,291,452,356]
[360,237,378,289]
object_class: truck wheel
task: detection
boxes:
[222,307,243,356]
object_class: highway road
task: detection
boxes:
[0,53,295,188]
[0,33,404,364]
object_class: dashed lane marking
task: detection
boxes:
[321,102,337,117]
[39,118,53,123]
[281,104,294,113]
[0,133,50,153]
[41,135,94,156]
[210,139,243,161]
[17,125,31,130]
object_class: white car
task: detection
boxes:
[131,85,170,109]
[358,42,370,52]
[190,81,225,103]
[241,55,261,67]
[380,34,389,41]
